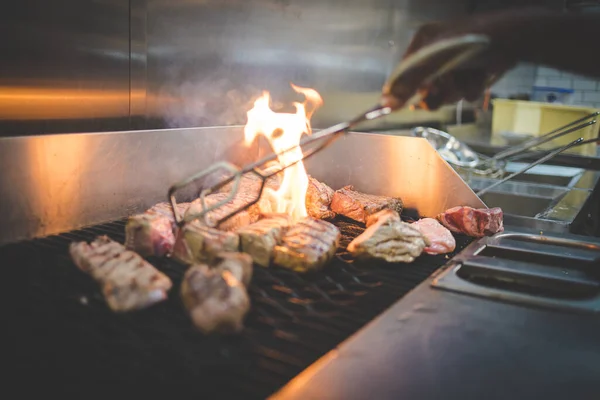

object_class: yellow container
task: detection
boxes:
[491,99,599,156]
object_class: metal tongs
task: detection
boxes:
[168,34,491,228]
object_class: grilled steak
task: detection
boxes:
[212,252,254,286]
[215,165,282,197]
[237,213,292,267]
[365,209,401,228]
[172,220,240,265]
[437,206,503,237]
[185,192,263,231]
[347,213,429,263]
[125,202,189,257]
[330,185,403,224]
[273,217,341,272]
[306,175,336,220]
[412,218,456,255]
[181,264,250,334]
[69,236,172,312]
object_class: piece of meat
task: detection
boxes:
[212,252,254,286]
[273,217,341,272]
[184,192,264,231]
[330,185,403,224]
[437,206,503,237]
[347,215,429,263]
[171,220,240,265]
[306,175,336,220]
[69,236,172,312]
[125,202,189,257]
[215,165,282,197]
[412,218,456,255]
[365,209,401,228]
[236,213,293,267]
[181,264,250,334]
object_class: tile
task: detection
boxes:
[537,66,562,77]
[546,78,572,89]
[583,91,600,102]
[573,79,596,90]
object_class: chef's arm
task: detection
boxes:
[390,7,600,110]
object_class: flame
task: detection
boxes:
[244,83,323,222]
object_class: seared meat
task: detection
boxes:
[216,165,281,196]
[185,192,263,231]
[212,252,254,286]
[347,214,429,263]
[69,236,172,312]
[365,209,401,228]
[181,264,250,334]
[412,218,456,255]
[306,175,336,220]
[437,206,503,237]
[172,220,240,265]
[125,202,189,257]
[273,217,341,272]
[330,185,403,224]
[237,213,292,267]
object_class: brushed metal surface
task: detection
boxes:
[0,0,132,135]
[0,127,482,245]
[144,0,469,129]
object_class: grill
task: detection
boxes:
[2,216,471,398]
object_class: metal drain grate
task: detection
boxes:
[1,217,472,398]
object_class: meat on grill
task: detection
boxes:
[330,185,403,224]
[215,164,282,197]
[273,217,341,272]
[411,218,456,255]
[237,213,292,267]
[365,209,401,228]
[172,220,240,265]
[212,252,254,286]
[125,202,189,257]
[306,175,336,220]
[437,206,504,237]
[181,264,250,334]
[185,191,265,232]
[69,236,172,312]
[347,211,429,263]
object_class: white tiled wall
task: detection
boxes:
[490,63,537,98]
[535,66,600,108]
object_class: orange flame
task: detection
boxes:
[244,83,323,222]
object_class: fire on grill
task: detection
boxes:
[68,84,504,333]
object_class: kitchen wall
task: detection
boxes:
[535,67,600,108]
[490,63,538,98]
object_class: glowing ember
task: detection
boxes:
[244,83,323,222]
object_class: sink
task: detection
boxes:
[479,192,554,218]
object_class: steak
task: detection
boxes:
[125,202,189,257]
[412,218,456,255]
[330,185,403,224]
[171,220,240,265]
[181,264,250,334]
[236,213,292,267]
[365,209,401,228]
[184,192,264,231]
[273,217,341,273]
[212,252,254,286]
[306,175,336,220]
[347,212,429,263]
[69,236,172,312]
[437,206,503,237]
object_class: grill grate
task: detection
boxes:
[1,217,472,398]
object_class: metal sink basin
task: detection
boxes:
[466,162,600,233]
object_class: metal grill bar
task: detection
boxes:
[1,217,471,398]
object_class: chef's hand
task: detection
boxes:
[382,7,561,111]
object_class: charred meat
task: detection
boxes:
[306,175,336,220]
[185,192,263,231]
[172,220,239,265]
[347,211,429,263]
[437,206,503,237]
[181,264,250,334]
[237,213,292,267]
[273,217,341,272]
[125,202,189,257]
[212,252,254,286]
[69,236,172,312]
[412,218,456,255]
[330,185,403,224]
